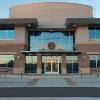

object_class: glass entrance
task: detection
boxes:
[45,56,60,74]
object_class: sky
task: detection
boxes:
[0,0,100,18]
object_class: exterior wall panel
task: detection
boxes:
[10,2,93,28]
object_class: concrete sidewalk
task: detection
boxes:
[0,97,100,100]
[33,75,67,87]
[0,74,100,87]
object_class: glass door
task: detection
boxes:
[45,57,59,74]
[46,62,51,72]
[52,60,59,72]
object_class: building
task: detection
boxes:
[0,2,100,75]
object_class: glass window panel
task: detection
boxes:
[96,30,100,39]
[29,32,75,51]
[0,30,15,40]
[89,55,98,68]
[73,63,78,73]
[89,27,95,30]
[67,64,73,73]
[0,55,14,67]
[97,60,100,67]
[89,55,97,60]
[97,55,100,67]
[96,27,100,30]
[25,56,37,73]
[66,56,78,73]
[89,30,96,40]
[0,30,7,39]
[90,60,96,68]
[89,27,100,40]
[7,30,15,39]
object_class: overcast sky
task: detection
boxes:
[0,0,100,18]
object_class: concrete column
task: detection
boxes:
[61,54,66,74]
[13,53,25,74]
[37,54,42,74]
[78,52,90,74]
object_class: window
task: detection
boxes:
[0,55,14,68]
[89,55,100,68]
[89,26,100,40]
[0,30,15,40]
[66,56,78,73]
[25,56,37,73]
[29,32,75,52]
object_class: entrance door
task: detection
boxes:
[45,57,59,74]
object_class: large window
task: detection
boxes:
[0,55,14,68]
[29,32,75,52]
[89,55,100,68]
[66,56,78,73]
[25,56,37,73]
[89,26,100,40]
[0,30,15,40]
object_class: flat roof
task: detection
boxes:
[66,18,100,29]
[0,18,38,27]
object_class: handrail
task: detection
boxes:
[79,69,82,79]
[91,68,100,78]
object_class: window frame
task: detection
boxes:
[89,26,100,41]
[0,54,14,68]
[29,31,75,52]
[0,30,15,40]
[89,55,100,68]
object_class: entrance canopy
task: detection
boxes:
[21,51,81,55]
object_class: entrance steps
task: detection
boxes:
[32,75,67,87]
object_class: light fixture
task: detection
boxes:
[72,24,77,27]
[83,56,86,59]
[18,55,21,60]
[50,29,54,33]
[27,24,31,27]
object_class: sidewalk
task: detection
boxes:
[0,74,100,87]
[0,97,100,100]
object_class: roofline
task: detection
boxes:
[10,2,92,10]
[65,18,100,29]
[0,18,38,27]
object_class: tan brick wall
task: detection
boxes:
[13,67,24,74]
[79,68,90,74]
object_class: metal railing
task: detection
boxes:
[91,68,100,78]
[79,69,83,79]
